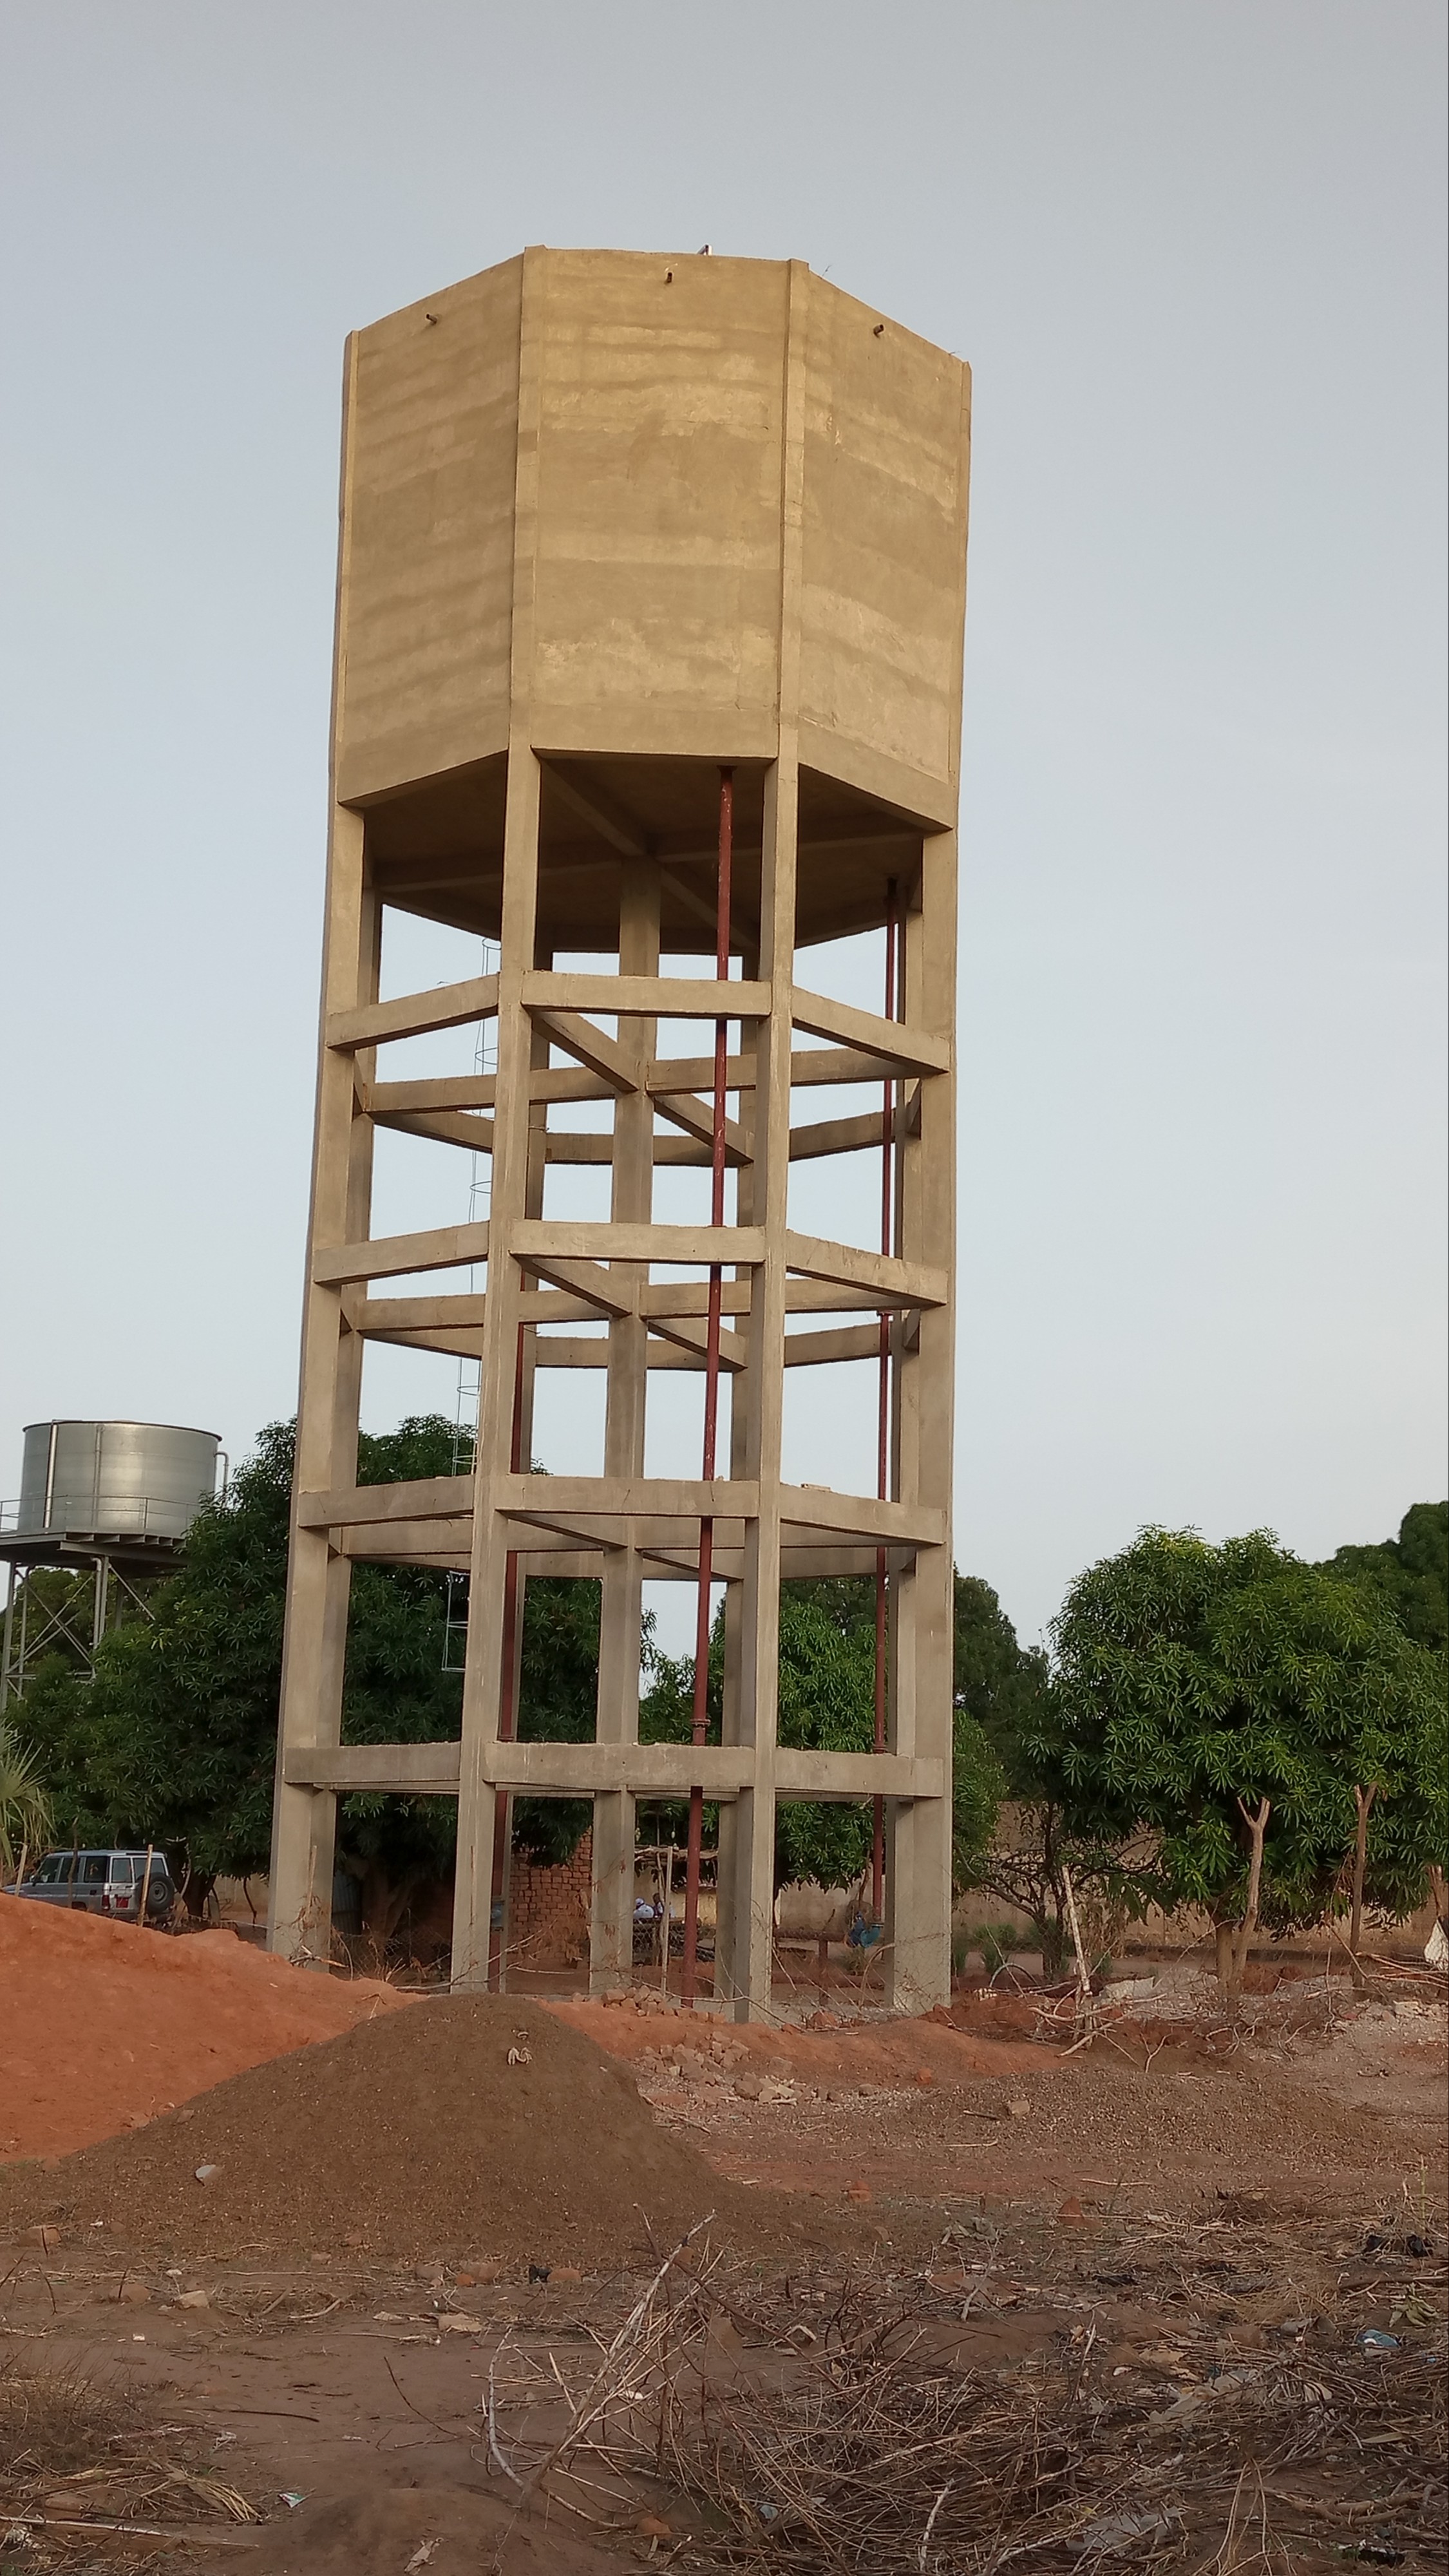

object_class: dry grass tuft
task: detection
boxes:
[487,2209,1446,2573]
[0,2360,261,2561]
[0,2362,133,2486]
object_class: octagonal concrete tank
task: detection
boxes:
[336,246,971,955]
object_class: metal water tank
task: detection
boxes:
[16,1421,222,1544]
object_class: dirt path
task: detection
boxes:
[1,1987,1442,2571]
[3,2186,1442,2573]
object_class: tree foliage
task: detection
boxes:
[1321,1502,1448,1654]
[642,1575,1007,1892]
[17,1417,604,1920]
[953,1574,1050,1770]
[20,1422,294,1900]
[0,1723,53,1876]
[1042,1527,1447,1965]
[949,1575,1141,1971]
[510,1576,603,1866]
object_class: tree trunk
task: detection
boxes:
[359,1859,423,1950]
[180,1868,215,1922]
[1037,1894,1068,1977]
[1214,1918,1235,1994]
[1224,1797,1271,1999]
[1061,1862,1090,1996]
[1348,1783,1378,1984]
[1043,1806,1067,1975]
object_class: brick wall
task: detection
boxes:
[507,1834,592,1968]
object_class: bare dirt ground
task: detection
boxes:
[1,1975,1443,2574]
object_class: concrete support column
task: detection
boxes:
[591,858,659,1989]
[885,835,956,2012]
[724,742,798,2018]
[453,743,542,1987]
[269,742,379,1964]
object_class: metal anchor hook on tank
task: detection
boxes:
[266,248,970,2021]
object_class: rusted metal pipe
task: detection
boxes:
[487,1321,528,1989]
[871,886,898,1927]
[681,767,733,2005]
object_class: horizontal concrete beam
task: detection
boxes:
[285,1743,463,1795]
[781,1324,884,1367]
[332,1515,897,1577]
[336,1517,476,1558]
[344,1252,895,1339]
[373,1105,497,1155]
[298,1475,475,1530]
[498,1473,759,1525]
[784,1231,947,1311]
[788,1108,886,1161]
[779,1488,946,1548]
[649,1046,882,1095]
[328,971,499,1052]
[512,1219,766,1271]
[524,971,771,1022]
[282,1742,946,1803]
[303,1475,940,1551]
[790,985,950,1078]
[314,1222,489,1287]
[363,1066,611,1113]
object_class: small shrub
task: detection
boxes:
[978,1920,1028,1976]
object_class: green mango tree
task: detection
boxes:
[1041,1528,1447,1994]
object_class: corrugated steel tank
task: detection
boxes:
[17,1421,221,1542]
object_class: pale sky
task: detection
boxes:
[2,1,1444,1649]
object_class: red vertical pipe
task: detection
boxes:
[486,1321,528,1989]
[681,767,733,2006]
[871,887,898,1926]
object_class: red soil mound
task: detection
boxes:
[0,1996,779,2265]
[0,1897,408,2160]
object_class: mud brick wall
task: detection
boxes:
[508,1835,592,1967]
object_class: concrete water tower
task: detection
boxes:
[269,248,969,2017]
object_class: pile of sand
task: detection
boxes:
[1,1896,408,2160]
[0,1996,773,2266]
